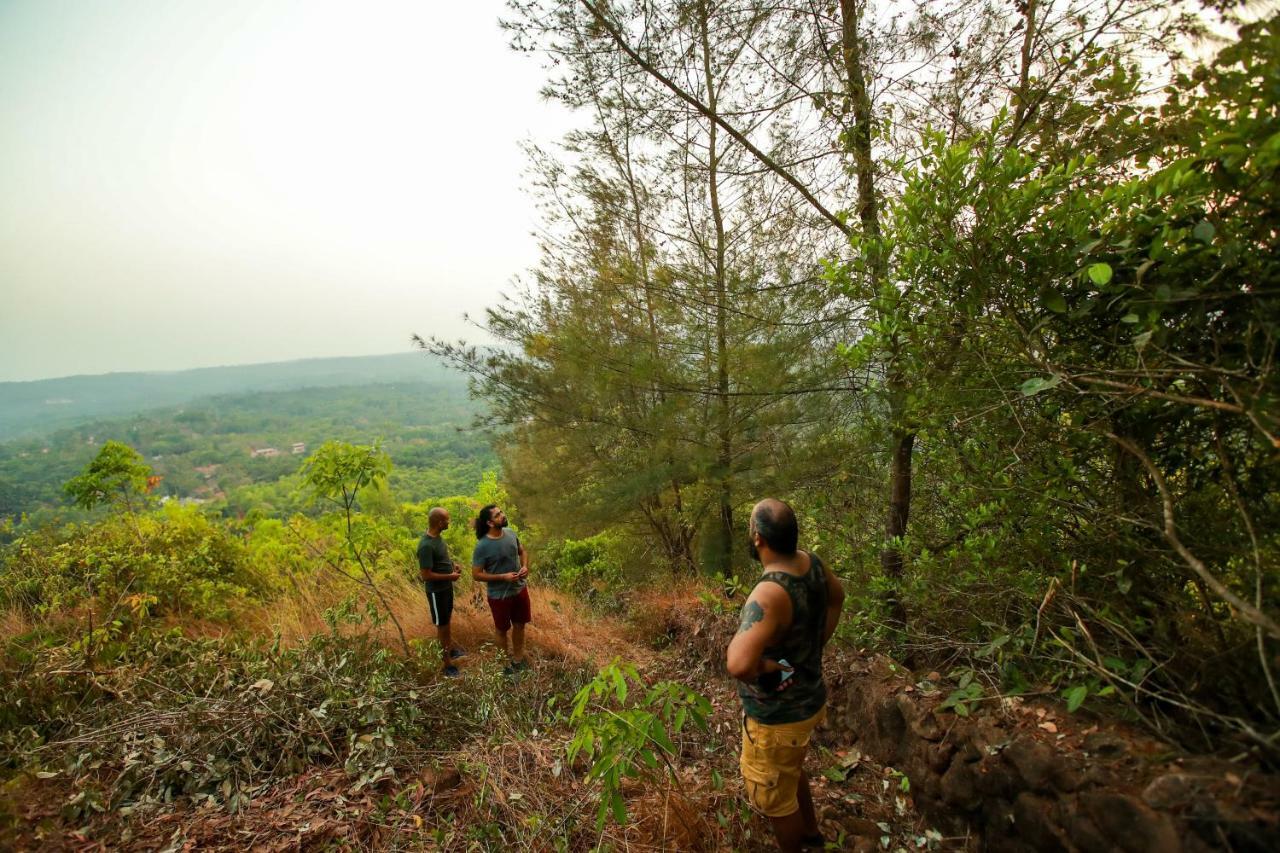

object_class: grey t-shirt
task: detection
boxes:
[472,529,524,599]
[417,533,454,593]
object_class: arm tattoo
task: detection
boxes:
[737,601,765,634]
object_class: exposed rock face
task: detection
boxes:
[823,660,1276,852]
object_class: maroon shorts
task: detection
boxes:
[487,587,531,631]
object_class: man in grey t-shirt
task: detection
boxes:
[471,504,531,673]
[417,507,464,677]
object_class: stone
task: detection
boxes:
[873,695,907,753]
[1049,761,1084,793]
[841,817,882,838]
[927,741,955,773]
[940,756,982,811]
[1141,772,1202,811]
[1065,808,1115,853]
[1011,792,1069,853]
[975,755,1021,801]
[1082,732,1128,757]
[1004,737,1056,792]
[1080,791,1181,853]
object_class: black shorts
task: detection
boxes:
[426,585,454,627]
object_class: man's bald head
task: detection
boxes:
[751,498,798,555]
[427,507,450,532]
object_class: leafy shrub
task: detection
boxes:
[0,622,470,813]
[0,504,270,618]
[567,659,710,827]
[540,534,624,606]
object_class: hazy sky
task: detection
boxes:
[0,0,569,382]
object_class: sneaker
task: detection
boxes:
[449,647,466,660]
[513,659,532,672]
[443,665,460,678]
[502,663,517,677]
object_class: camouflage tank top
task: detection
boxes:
[738,554,830,724]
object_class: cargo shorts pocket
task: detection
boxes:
[740,754,782,813]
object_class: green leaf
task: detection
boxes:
[1065,685,1088,713]
[611,791,627,824]
[1087,263,1113,286]
[1120,313,1140,324]
[1044,292,1068,313]
[1020,376,1062,397]
[1192,220,1215,243]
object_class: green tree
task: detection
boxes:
[300,440,409,655]
[63,440,153,514]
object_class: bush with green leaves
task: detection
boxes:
[1,503,270,618]
[567,659,710,827]
[540,533,624,605]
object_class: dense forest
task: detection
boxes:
[0,376,494,525]
[1,2,1277,850]
[0,353,434,441]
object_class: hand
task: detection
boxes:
[517,567,529,579]
[450,571,462,581]
[756,658,795,693]
[508,572,520,581]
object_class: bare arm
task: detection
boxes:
[517,539,529,577]
[822,563,845,646]
[726,584,791,682]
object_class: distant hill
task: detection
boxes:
[0,353,455,440]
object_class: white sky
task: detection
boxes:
[0,0,569,382]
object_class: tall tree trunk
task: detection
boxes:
[700,4,735,576]
[840,0,910,626]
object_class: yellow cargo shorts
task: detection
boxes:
[739,706,826,817]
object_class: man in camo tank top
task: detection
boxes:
[727,499,845,851]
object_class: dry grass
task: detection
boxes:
[242,572,662,674]
[0,606,31,640]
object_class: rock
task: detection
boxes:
[1080,791,1181,853]
[1004,737,1056,792]
[1011,792,1069,853]
[1142,772,1202,811]
[1050,761,1084,794]
[1065,809,1114,853]
[940,757,982,811]
[909,709,942,742]
[841,817,882,838]
[873,695,907,753]
[1083,732,1128,757]
[927,741,955,773]
[1081,763,1118,788]
[975,755,1020,801]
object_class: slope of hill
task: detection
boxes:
[0,353,442,440]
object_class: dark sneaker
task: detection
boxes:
[502,663,517,677]
[514,659,532,672]
[443,665,460,678]
[449,647,466,660]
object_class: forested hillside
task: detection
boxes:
[1,2,1276,851]
[0,369,492,524]
[0,353,435,441]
